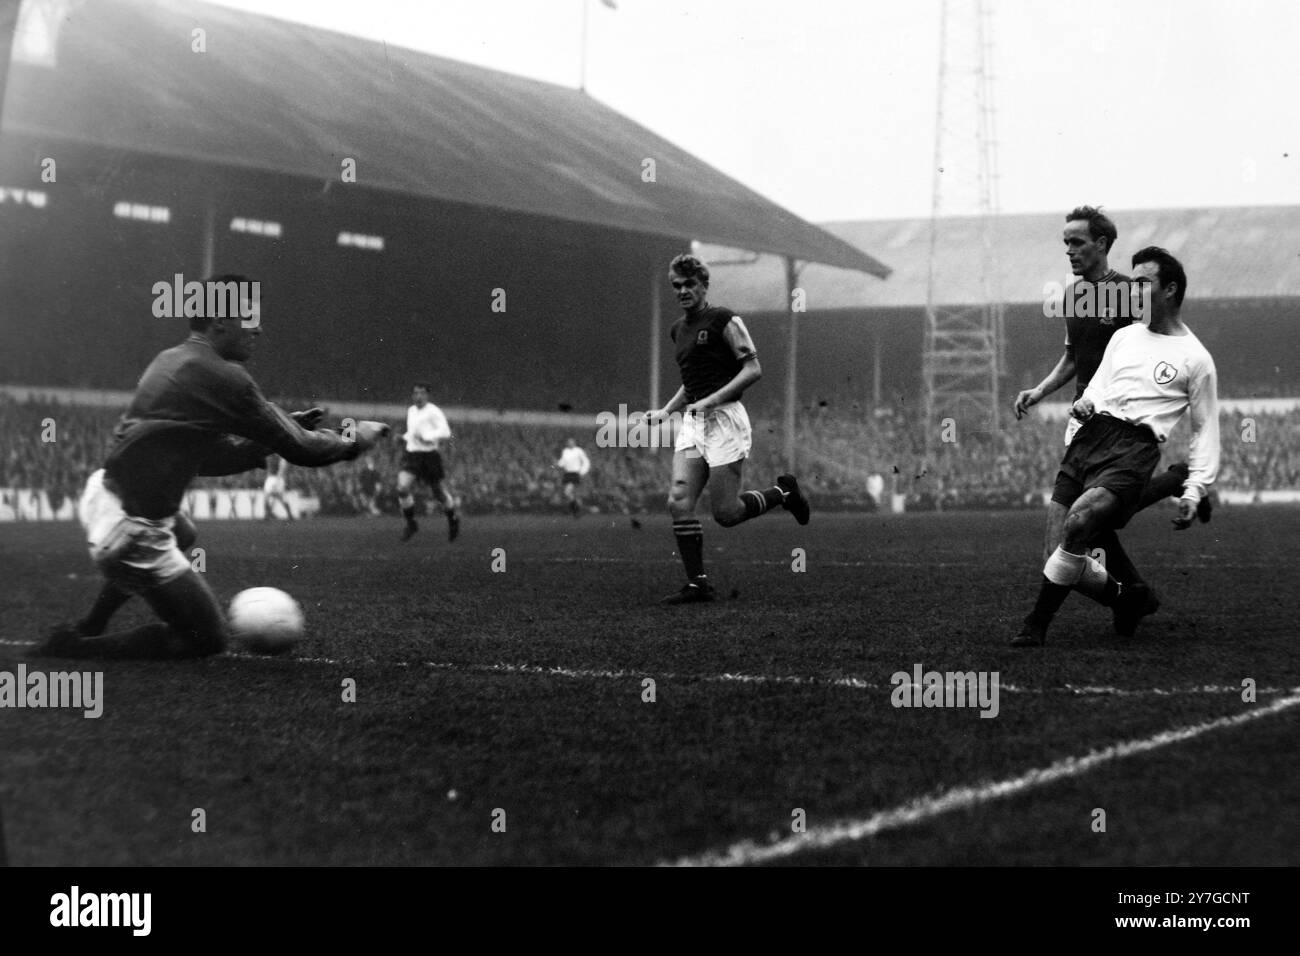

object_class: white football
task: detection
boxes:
[228,587,304,654]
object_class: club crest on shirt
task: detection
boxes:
[696,330,709,345]
[1154,361,1177,385]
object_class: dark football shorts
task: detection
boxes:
[400,450,445,486]
[1052,414,1160,518]
[561,471,581,487]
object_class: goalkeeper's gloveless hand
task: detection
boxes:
[353,421,391,452]
[292,406,327,430]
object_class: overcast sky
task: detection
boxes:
[208,0,1299,223]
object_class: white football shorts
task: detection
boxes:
[78,469,190,592]
[674,401,752,467]
[263,474,286,496]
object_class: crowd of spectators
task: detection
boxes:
[3,393,1299,516]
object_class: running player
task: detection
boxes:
[357,456,382,516]
[644,254,810,604]
[1012,247,1218,646]
[34,274,388,659]
[262,454,293,520]
[397,383,459,542]
[555,437,591,517]
[1013,206,1200,632]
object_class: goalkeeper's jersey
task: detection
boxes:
[103,335,358,518]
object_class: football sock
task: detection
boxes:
[47,623,184,660]
[1075,554,1121,605]
[1031,547,1086,622]
[739,485,787,521]
[673,518,705,579]
[399,494,416,523]
[79,582,132,636]
[1137,464,1187,508]
[1029,577,1071,624]
[1090,528,1142,586]
[1030,578,1072,623]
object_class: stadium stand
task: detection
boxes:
[4,393,1297,518]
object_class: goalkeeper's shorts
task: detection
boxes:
[78,469,190,593]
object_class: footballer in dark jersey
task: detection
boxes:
[34,275,389,659]
[643,254,810,604]
[1012,208,1196,640]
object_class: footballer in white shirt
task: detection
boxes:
[1013,207,1196,616]
[1013,247,1218,647]
[397,384,459,542]
[262,454,294,521]
[555,438,591,517]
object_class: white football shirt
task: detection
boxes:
[557,446,590,475]
[1081,323,1219,502]
[404,402,451,452]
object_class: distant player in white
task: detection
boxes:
[1013,246,1218,646]
[397,383,459,542]
[555,438,591,517]
[262,454,293,520]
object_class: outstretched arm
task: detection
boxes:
[196,436,270,476]
[225,380,385,466]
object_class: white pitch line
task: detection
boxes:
[1,639,1287,698]
[237,652,1287,698]
[540,557,1265,570]
[663,688,1300,867]
[217,553,1273,572]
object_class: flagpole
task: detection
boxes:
[579,0,589,92]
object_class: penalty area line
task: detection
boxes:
[662,689,1300,867]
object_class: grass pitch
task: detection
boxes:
[1,505,1296,865]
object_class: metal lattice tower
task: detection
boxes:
[922,0,1004,445]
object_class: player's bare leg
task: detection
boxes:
[1047,469,1147,585]
[1044,496,1149,631]
[35,570,227,660]
[662,449,711,603]
[1013,487,1152,647]
[1041,500,1068,565]
[397,469,419,541]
